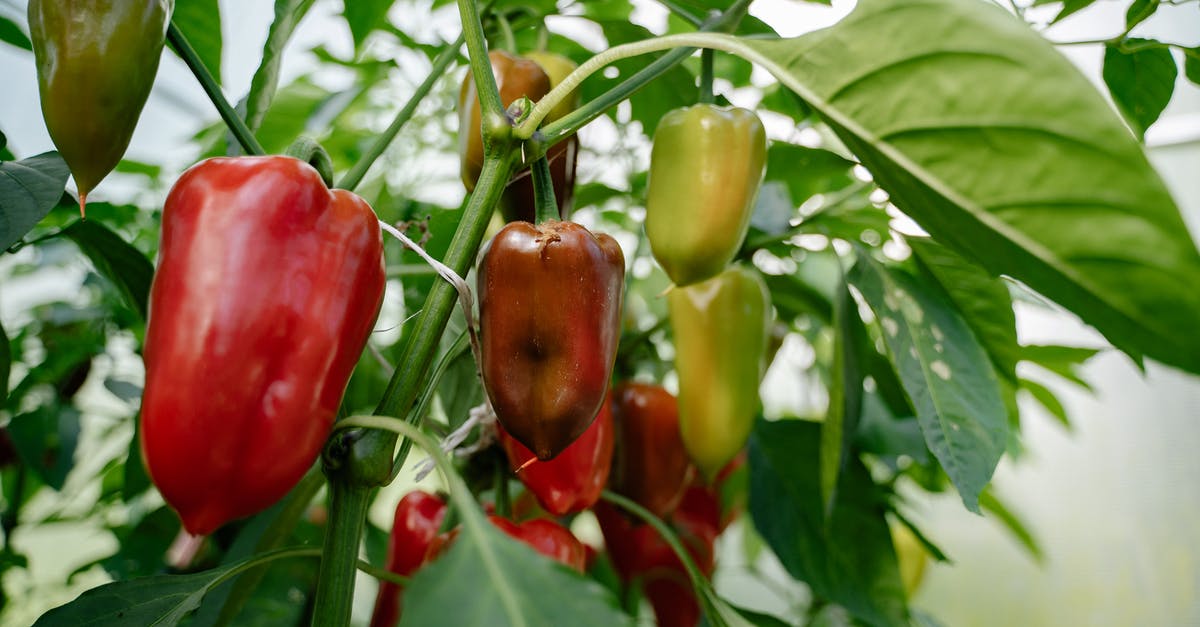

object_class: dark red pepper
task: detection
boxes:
[140,156,385,535]
[595,485,720,627]
[426,515,587,573]
[369,491,448,627]
[610,382,696,519]
[498,391,614,516]
[478,220,624,460]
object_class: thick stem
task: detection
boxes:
[531,156,557,223]
[337,33,467,192]
[166,23,265,157]
[310,483,372,626]
[460,0,505,134]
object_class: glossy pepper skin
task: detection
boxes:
[459,50,551,192]
[478,220,624,460]
[29,0,172,211]
[498,392,614,516]
[645,105,767,286]
[668,265,771,479]
[141,156,385,535]
[369,491,448,627]
[610,383,695,519]
[595,486,719,627]
[500,51,581,223]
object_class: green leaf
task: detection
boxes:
[749,419,908,626]
[1019,377,1071,430]
[1184,48,1200,85]
[8,405,80,490]
[1124,0,1158,30]
[0,320,8,407]
[241,0,318,140]
[909,238,1019,384]
[979,488,1044,563]
[0,152,70,250]
[1103,40,1177,140]
[122,416,152,499]
[727,0,1200,374]
[99,508,178,580]
[62,221,154,321]
[763,143,855,207]
[438,351,485,431]
[850,256,1008,512]
[0,15,32,51]
[344,0,392,51]
[820,274,866,516]
[172,0,223,83]
[1050,0,1099,23]
[1020,344,1099,390]
[399,518,629,627]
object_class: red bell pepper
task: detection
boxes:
[369,491,448,627]
[610,382,696,519]
[497,392,614,516]
[478,220,624,460]
[140,156,385,535]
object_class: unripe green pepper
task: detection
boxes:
[668,265,771,479]
[645,105,767,286]
[29,0,173,213]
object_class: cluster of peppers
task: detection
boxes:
[29,4,775,624]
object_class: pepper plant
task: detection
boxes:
[0,0,1198,625]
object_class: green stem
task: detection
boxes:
[495,13,517,53]
[699,48,715,104]
[337,33,467,191]
[166,23,265,157]
[493,456,512,518]
[461,0,506,137]
[531,156,557,223]
[600,490,709,592]
[310,483,372,626]
[517,1,752,142]
[659,0,704,26]
[389,330,470,479]
[285,137,334,188]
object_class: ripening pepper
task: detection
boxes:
[595,485,719,627]
[497,392,614,516]
[610,382,695,519]
[370,491,448,627]
[459,50,578,222]
[668,265,771,479]
[644,105,767,286]
[478,220,624,460]
[29,0,173,213]
[500,51,581,223]
[141,156,385,535]
[459,50,550,191]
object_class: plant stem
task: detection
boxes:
[699,48,715,104]
[659,0,704,26]
[516,0,753,142]
[600,490,709,592]
[285,137,335,187]
[337,33,467,192]
[310,483,371,626]
[496,13,517,53]
[166,23,265,157]
[531,156,557,223]
[461,0,506,137]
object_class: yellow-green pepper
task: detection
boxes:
[645,105,767,286]
[668,265,771,478]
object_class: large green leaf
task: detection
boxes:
[0,15,32,51]
[710,0,1200,374]
[749,419,907,627]
[173,0,222,83]
[62,221,154,321]
[850,256,1007,512]
[400,510,629,627]
[0,152,70,250]
[241,0,318,140]
[343,0,392,51]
